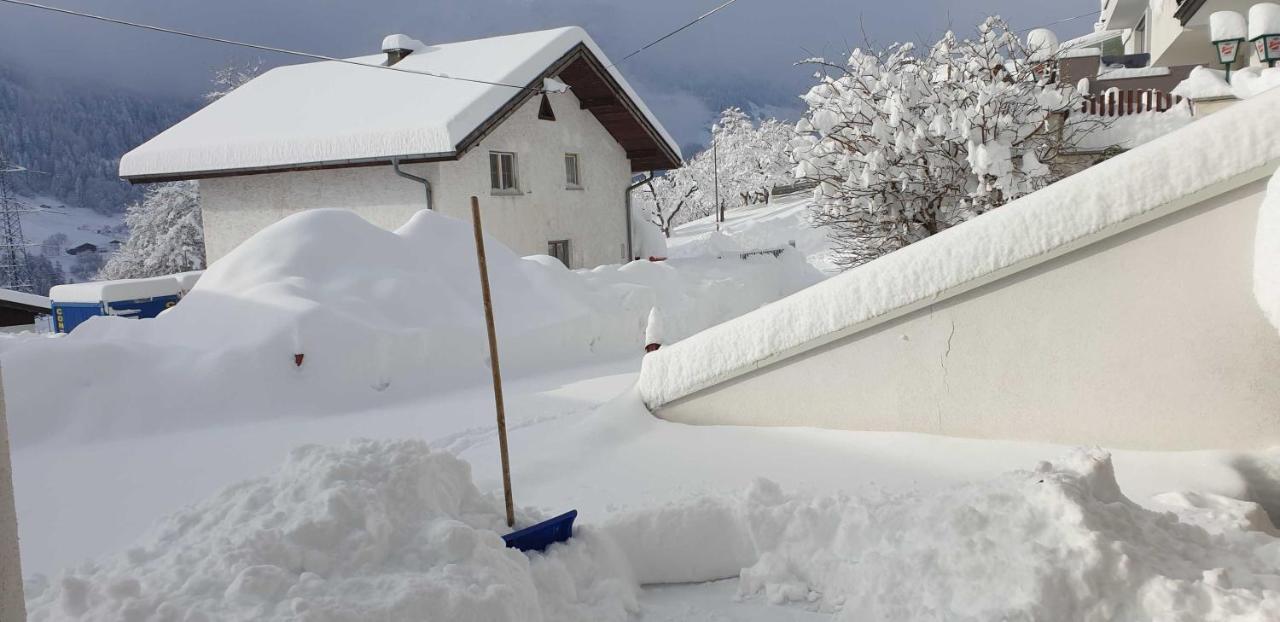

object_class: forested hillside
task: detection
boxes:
[0,65,194,215]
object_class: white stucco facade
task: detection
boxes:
[0,369,25,622]
[1101,0,1263,68]
[200,89,632,268]
[657,179,1280,450]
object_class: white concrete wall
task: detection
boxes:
[0,369,25,621]
[658,179,1280,450]
[200,88,631,268]
[1121,0,1258,68]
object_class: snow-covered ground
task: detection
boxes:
[16,194,126,255]
[666,191,836,275]
[8,206,1280,620]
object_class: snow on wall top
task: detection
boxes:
[50,275,182,304]
[0,288,49,310]
[119,27,680,179]
[1172,66,1280,100]
[637,87,1280,409]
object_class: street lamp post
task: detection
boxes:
[1211,11,1246,82]
[1249,4,1280,68]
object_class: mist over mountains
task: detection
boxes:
[0,64,195,215]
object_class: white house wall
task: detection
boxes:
[200,88,631,268]
[657,179,1280,450]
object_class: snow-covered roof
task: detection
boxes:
[120,27,681,181]
[50,276,182,304]
[637,86,1280,409]
[1061,29,1123,51]
[1097,66,1171,80]
[0,288,49,311]
[1060,47,1102,59]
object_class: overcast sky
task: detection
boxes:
[0,0,1097,151]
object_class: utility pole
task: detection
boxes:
[712,123,721,230]
[0,162,33,293]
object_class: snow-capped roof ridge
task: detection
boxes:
[638,87,1280,408]
[119,26,679,181]
[0,288,49,310]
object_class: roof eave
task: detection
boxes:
[121,151,457,184]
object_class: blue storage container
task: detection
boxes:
[49,275,190,334]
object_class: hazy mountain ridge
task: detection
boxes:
[0,65,195,215]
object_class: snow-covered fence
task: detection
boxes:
[1081,89,1185,116]
[769,180,817,197]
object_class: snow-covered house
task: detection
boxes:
[119,27,681,268]
[637,87,1280,451]
[1097,0,1262,69]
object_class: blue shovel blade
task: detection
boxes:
[502,510,577,552]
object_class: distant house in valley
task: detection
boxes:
[119,27,682,269]
[65,243,97,256]
[0,288,49,331]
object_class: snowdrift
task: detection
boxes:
[2,208,818,446]
[606,449,1280,621]
[25,438,1280,621]
[23,439,638,621]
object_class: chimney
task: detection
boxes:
[382,34,421,66]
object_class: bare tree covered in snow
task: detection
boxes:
[205,60,263,103]
[640,172,701,238]
[99,181,204,280]
[99,63,263,280]
[635,108,796,237]
[793,18,1101,269]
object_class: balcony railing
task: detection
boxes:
[1081,89,1185,116]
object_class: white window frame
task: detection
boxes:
[564,153,582,189]
[489,151,520,194]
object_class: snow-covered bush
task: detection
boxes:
[635,108,796,236]
[99,181,204,280]
[793,17,1100,268]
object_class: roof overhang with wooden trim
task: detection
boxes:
[456,43,682,173]
[1173,0,1207,26]
[123,44,680,184]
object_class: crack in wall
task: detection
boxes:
[937,318,956,433]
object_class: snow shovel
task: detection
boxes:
[470,196,576,552]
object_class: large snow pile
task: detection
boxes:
[638,78,1280,408]
[1172,66,1280,100]
[1256,169,1280,334]
[3,208,818,446]
[608,450,1280,621]
[24,439,637,621]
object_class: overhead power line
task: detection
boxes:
[611,0,743,67]
[0,0,543,91]
[1017,9,1103,34]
